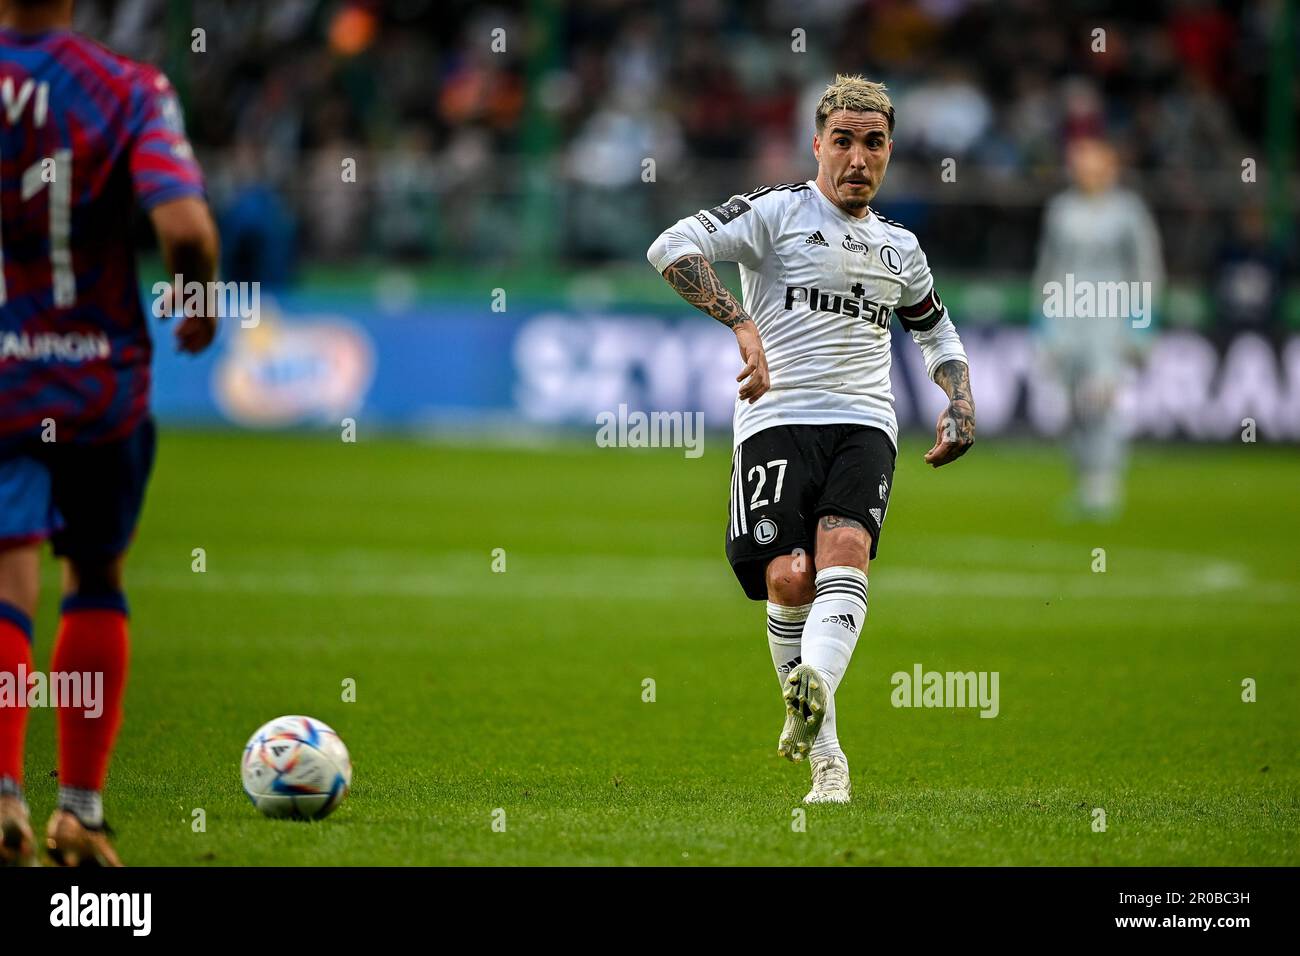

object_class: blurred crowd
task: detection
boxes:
[78,0,1293,312]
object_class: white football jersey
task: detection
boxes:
[648,180,967,449]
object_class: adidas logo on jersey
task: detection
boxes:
[870,507,883,525]
[821,613,857,634]
[804,230,829,246]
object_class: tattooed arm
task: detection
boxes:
[661,253,748,328]
[923,358,975,467]
[661,254,770,404]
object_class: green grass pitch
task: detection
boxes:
[17,430,1300,865]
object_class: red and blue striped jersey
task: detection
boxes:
[0,28,205,444]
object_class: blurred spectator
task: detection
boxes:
[373,126,439,262]
[302,119,367,262]
[894,65,994,159]
[217,142,297,287]
[565,89,683,260]
[1211,206,1286,341]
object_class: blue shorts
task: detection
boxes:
[0,417,156,561]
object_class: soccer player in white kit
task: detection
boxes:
[647,75,976,803]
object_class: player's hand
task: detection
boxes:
[733,320,770,404]
[924,399,975,467]
[155,282,217,354]
[174,314,217,354]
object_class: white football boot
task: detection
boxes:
[777,663,827,762]
[804,752,851,805]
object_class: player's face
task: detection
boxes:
[1067,139,1118,193]
[814,110,893,215]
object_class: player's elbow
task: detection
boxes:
[646,232,673,274]
[647,230,700,276]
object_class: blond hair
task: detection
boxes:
[815,74,895,135]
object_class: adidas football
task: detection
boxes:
[241,715,352,820]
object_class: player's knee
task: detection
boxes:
[765,557,815,605]
[62,555,126,597]
[0,543,42,618]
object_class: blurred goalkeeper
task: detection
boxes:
[1033,137,1164,519]
[647,75,974,805]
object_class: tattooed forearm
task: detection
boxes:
[933,359,975,443]
[820,515,866,533]
[933,359,973,407]
[661,254,751,329]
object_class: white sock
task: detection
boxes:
[766,602,810,691]
[814,692,840,760]
[802,566,868,758]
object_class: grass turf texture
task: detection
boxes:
[18,431,1300,865]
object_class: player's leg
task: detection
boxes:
[0,544,41,866]
[765,555,814,689]
[1050,340,1099,519]
[46,551,129,866]
[796,426,895,803]
[764,555,819,761]
[1074,366,1125,517]
[42,418,155,866]
[724,427,822,759]
[0,452,59,866]
[781,520,869,804]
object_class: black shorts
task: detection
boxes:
[725,423,896,600]
[0,416,157,561]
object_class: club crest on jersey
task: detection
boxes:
[880,244,903,275]
[841,235,869,257]
[783,285,893,330]
[753,518,778,545]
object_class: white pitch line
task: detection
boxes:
[126,549,1297,604]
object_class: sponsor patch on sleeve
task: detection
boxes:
[694,211,718,234]
[707,196,752,225]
